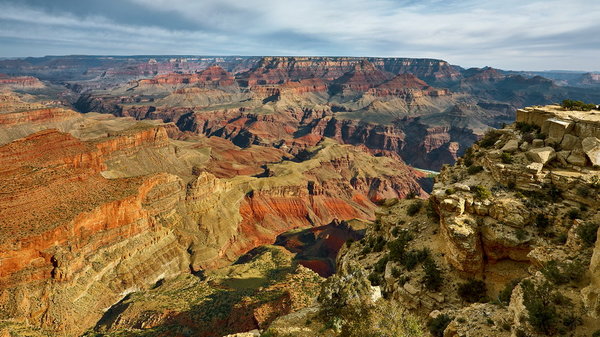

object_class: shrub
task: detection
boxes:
[567,208,580,220]
[577,222,600,247]
[388,231,413,261]
[427,314,452,337]
[318,264,373,321]
[534,214,551,231]
[515,228,528,241]
[592,330,600,337]
[501,152,513,164]
[407,201,423,216]
[521,280,558,335]
[546,183,562,202]
[458,279,487,303]
[479,129,503,148]
[392,267,402,278]
[467,165,484,175]
[498,279,521,305]
[374,255,389,273]
[360,245,371,255]
[422,257,443,291]
[368,272,383,286]
[341,300,425,337]
[541,260,569,285]
[401,248,430,271]
[463,147,475,167]
[372,236,386,252]
[516,122,540,133]
[472,185,492,199]
[445,188,455,195]
[561,99,596,111]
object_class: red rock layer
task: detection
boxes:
[0,128,189,335]
[0,74,43,87]
[279,78,328,95]
[369,73,450,97]
[139,66,235,86]
[0,107,79,126]
[333,60,392,92]
[240,56,462,86]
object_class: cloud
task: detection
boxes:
[0,0,599,70]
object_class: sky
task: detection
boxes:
[0,0,599,71]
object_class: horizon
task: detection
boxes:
[0,54,598,74]
[1,0,599,71]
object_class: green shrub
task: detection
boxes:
[445,188,455,195]
[368,272,383,286]
[463,147,475,167]
[498,279,521,305]
[388,231,413,261]
[479,129,503,148]
[567,208,580,220]
[458,279,487,303]
[427,314,452,337]
[374,255,389,273]
[472,185,492,199]
[401,248,430,271]
[467,165,484,175]
[592,329,600,337]
[407,201,423,216]
[372,236,386,252]
[561,99,596,111]
[577,222,600,247]
[534,214,551,231]
[541,260,569,285]
[546,183,562,202]
[501,152,513,164]
[392,267,402,278]
[521,280,558,335]
[516,122,540,133]
[422,257,443,291]
[360,245,371,255]
[515,228,528,241]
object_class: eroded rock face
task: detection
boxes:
[582,136,600,166]
[0,102,431,335]
[0,130,190,336]
[583,225,600,318]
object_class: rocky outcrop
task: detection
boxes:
[0,74,44,88]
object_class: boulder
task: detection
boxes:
[556,150,570,166]
[560,134,579,150]
[582,137,600,166]
[519,141,530,151]
[567,150,588,166]
[531,139,545,148]
[542,118,573,142]
[526,162,543,174]
[501,139,519,153]
[454,183,471,192]
[527,146,556,164]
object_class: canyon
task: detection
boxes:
[0,56,599,336]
